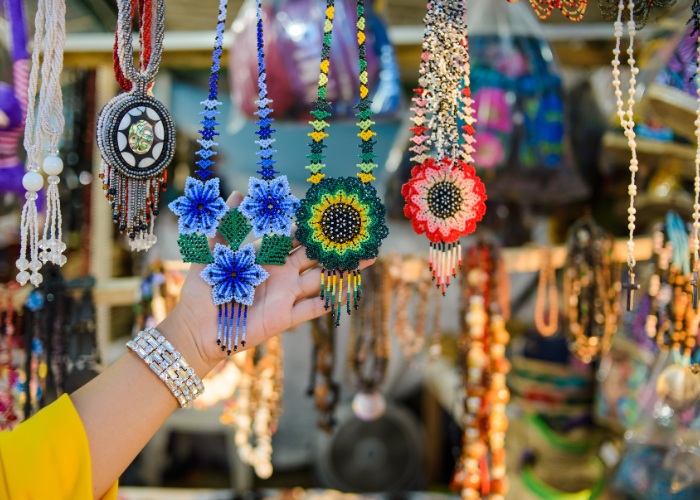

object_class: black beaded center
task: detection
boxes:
[320,203,362,244]
[197,203,204,210]
[230,271,238,279]
[427,181,463,220]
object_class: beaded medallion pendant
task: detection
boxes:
[294,0,389,327]
[97,0,175,252]
[507,0,587,20]
[170,0,297,354]
[402,0,486,296]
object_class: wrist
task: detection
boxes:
[156,308,218,379]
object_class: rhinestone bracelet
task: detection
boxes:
[126,327,205,408]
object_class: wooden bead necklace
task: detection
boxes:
[645,215,698,364]
[221,336,284,479]
[454,243,511,500]
[562,218,620,363]
[346,260,390,421]
[534,246,559,337]
[308,313,340,432]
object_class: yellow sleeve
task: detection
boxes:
[0,394,118,500]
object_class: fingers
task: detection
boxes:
[296,258,377,299]
[290,296,328,327]
[288,245,318,272]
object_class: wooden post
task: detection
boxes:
[90,65,117,365]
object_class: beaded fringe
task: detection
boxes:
[320,269,362,327]
[429,241,462,296]
[218,302,248,355]
[99,161,164,251]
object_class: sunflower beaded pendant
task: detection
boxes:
[401,0,486,296]
[294,0,389,327]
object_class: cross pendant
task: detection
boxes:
[692,270,699,310]
[622,273,641,312]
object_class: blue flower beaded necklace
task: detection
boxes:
[170,0,298,355]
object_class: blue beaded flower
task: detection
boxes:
[201,243,269,306]
[169,177,228,237]
[238,175,300,238]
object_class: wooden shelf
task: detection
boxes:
[87,237,653,307]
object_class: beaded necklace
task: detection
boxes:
[645,215,697,364]
[534,246,558,337]
[221,336,283,479]
[294,0,389,327]
[507,0,587,20]
[16,0,67,287]
[599,0,677,29]
[689,3,700,309]
[402,0,486,297]
[454,243,510,500]
[562,218,620,363]
[0,284,19,430]
[347,259,390,421]
[606,0,643,311]
[171,0,299,355]
[308,313,339,432]
[97,0,174,252]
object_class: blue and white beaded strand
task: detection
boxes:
[237,0,299,241]
[195,0,227,181]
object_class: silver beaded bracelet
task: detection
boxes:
[126,327,205,408]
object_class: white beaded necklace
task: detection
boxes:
[692,12,700,309]
[16,0,67,287]
[612,0,642,311]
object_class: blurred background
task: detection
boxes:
[3,0,700,499]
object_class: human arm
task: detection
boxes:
[71,190,375,498]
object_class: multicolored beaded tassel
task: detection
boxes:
[295,0,389,327]
[402,0,486,296]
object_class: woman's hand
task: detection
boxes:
[159,190,375,377]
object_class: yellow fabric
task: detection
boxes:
[0,394,118,500]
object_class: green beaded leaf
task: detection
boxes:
[177,233,214,264]
[256,234,294,266]
[218,209,252,250]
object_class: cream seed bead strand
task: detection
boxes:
[16,0,67,286]
[611,0,640,273]
[692,37,700,274]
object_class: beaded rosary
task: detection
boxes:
[402,0,487,296]
[171,0,298,355]
[599,0,677,29]
[98,0,174,252]
[604,0,642,310]
[294,0,389,327]
[454,243,510,500]
[507,0,587,20]
[16,0,67,287]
